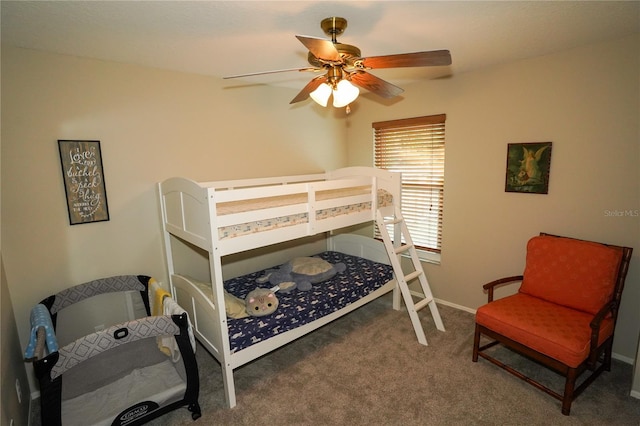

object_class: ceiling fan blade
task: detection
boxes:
[224,67,318,79]
[359,50,451,69]
[349,71,404,99]
[290,76,328,104]
[295,35,341,61]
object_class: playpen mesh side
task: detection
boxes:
[46,275,149,315]
[50,315,181,380]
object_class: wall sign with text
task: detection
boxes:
[58,140,110,225]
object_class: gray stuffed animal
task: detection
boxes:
[256,257,346,293]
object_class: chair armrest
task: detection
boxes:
[587,301,616,367]
[482,275,523,302]
[590,301,615,328]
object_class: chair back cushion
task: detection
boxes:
[519,235,623,315]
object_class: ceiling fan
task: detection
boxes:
[224,17,451,112]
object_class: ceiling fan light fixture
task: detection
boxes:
[310,82,332,107]
[332,79,359,108]
[226,17,452,112]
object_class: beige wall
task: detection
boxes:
[0,46,347,395]
[2,34,639,404]
[347,35,640,361]
[1,258,31,426]
[1,46,31,425]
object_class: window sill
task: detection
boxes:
[415,249,441,265]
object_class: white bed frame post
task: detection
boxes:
[206,188,238,409]
[158,183,176,293]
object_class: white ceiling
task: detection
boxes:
[2,1,639,91]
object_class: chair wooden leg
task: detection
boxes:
[472,325,480,362]
[603,341,613,372]
[561,368,578,415]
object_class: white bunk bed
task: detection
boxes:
[158,167,442,408]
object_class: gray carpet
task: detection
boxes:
[31,296,640,425]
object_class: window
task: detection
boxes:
[373,114,446,262]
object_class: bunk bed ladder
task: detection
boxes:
[376,206,445,346]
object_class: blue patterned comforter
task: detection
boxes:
[225,251,394,353]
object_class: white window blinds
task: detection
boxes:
[373,114,446,253]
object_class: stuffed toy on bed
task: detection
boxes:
[245,288,279,317]
[224,287,279,318]
[256,257,346,293]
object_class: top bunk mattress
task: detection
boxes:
[217,188,393,240]
[219,251,394,353]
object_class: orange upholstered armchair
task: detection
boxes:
[472,233,633,415]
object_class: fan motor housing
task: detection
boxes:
[307,43,362,67]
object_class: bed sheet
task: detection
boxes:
[218,189,393,240]
[225,251,394,353]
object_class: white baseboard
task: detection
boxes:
[434,298,476,314]
[612,352,634,365]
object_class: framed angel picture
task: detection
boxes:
[505,142,552,194]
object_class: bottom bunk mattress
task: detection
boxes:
[223,251,394,353]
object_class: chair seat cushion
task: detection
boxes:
[476,293,614,368]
